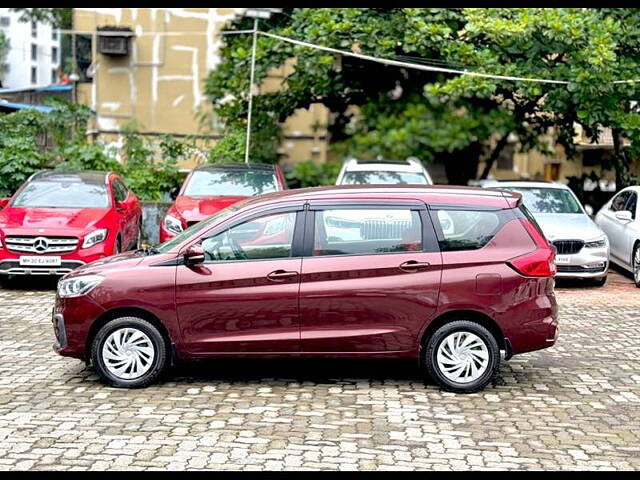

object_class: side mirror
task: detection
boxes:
[184,245,205,266]
[585,205,594,216]
[0,198,9,210]
[615,210,633,223]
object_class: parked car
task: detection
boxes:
[594,186,640,287]
[53,185,558,393]
[160,163,287,242]
[487,181,609,286]
[335,157,433,185]
[0,171,142,280]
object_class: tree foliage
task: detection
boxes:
[0,100,185,200]
[205,8,640,186]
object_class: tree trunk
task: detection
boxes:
[612,128,629,190]
[441,141,482,185]
[480,132,510,180]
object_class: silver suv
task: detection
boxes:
[336,157,433,186]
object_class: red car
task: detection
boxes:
[159,163,287,243]
[53,185,558,393]
[0,171,142,280]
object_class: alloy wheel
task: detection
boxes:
[634,247,640,285]
[101,327,155,380]
[436,331,489,384]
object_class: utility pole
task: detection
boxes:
[243,8,280,165]
[244,17,259,165]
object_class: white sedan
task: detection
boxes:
[595,186,640,287]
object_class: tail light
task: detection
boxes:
[508,219,556,277]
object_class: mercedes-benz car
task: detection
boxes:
[160,163,287,242]
[0,171,142,281]
[486,181,609,286]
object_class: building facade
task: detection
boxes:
[73,8,330,170]
[0,8,61,89]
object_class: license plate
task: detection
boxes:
[19,256,62,267]
[555,255,571,265]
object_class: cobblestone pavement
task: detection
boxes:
[0,267,639,471]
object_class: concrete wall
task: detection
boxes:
[74,8,331,170]
[140,201,171,245]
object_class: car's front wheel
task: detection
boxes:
[423,320,500,393]
[91,317,168,388]
[591,275,607,287]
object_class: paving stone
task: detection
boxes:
[0,270,638,470]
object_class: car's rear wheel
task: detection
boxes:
[633,244,640,288]
[91,317,168,388]
[423,320,500,393]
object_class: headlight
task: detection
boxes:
[57,275,104,298]
[584,236,607,249]
[164,215,184,234]
[82,228,108,249]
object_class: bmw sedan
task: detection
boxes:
[488,181,609,286]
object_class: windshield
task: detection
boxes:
[500,187,583,214]
[183,169,279,197]
[11,181,110,209]
[342,171,429,185]
[155,203,243,253]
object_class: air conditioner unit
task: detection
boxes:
[97,26,134,56]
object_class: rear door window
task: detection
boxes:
[312,208,423,256]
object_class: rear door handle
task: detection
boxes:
[399,260,431,272]
[266,270,299,282]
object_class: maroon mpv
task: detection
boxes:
[53,186,558,393]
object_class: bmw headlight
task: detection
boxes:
[584,236,607,249]
[57,275,104,298]
[82,228,108,249]
[164,215,184,234]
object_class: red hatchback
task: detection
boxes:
[0,171,142,279]
[159,163,286,242]
[53,185,558,393]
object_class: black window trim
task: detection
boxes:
[624,191,637,219]
[190,204,306,265]
[302,201,440,258]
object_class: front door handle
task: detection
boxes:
[267,270,299,282]
[399,260,431,272]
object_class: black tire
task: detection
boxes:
[91,317,168,388]
[114,236,121,255]
[633,244,640,288]
[422,320,500,394]
[0,275,9,289]
[591,276,607,287]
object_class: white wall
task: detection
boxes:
[0,8,61,89]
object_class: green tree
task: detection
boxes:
[206,8,640,186]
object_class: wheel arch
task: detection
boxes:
[419,309,506,357]
[86,306,173,363]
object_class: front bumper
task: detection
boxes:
[0,242,113,276]
[554,245,609,279]
[53,293,106,359]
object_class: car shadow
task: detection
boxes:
[166,357,425,385]
[0,275,59,291]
